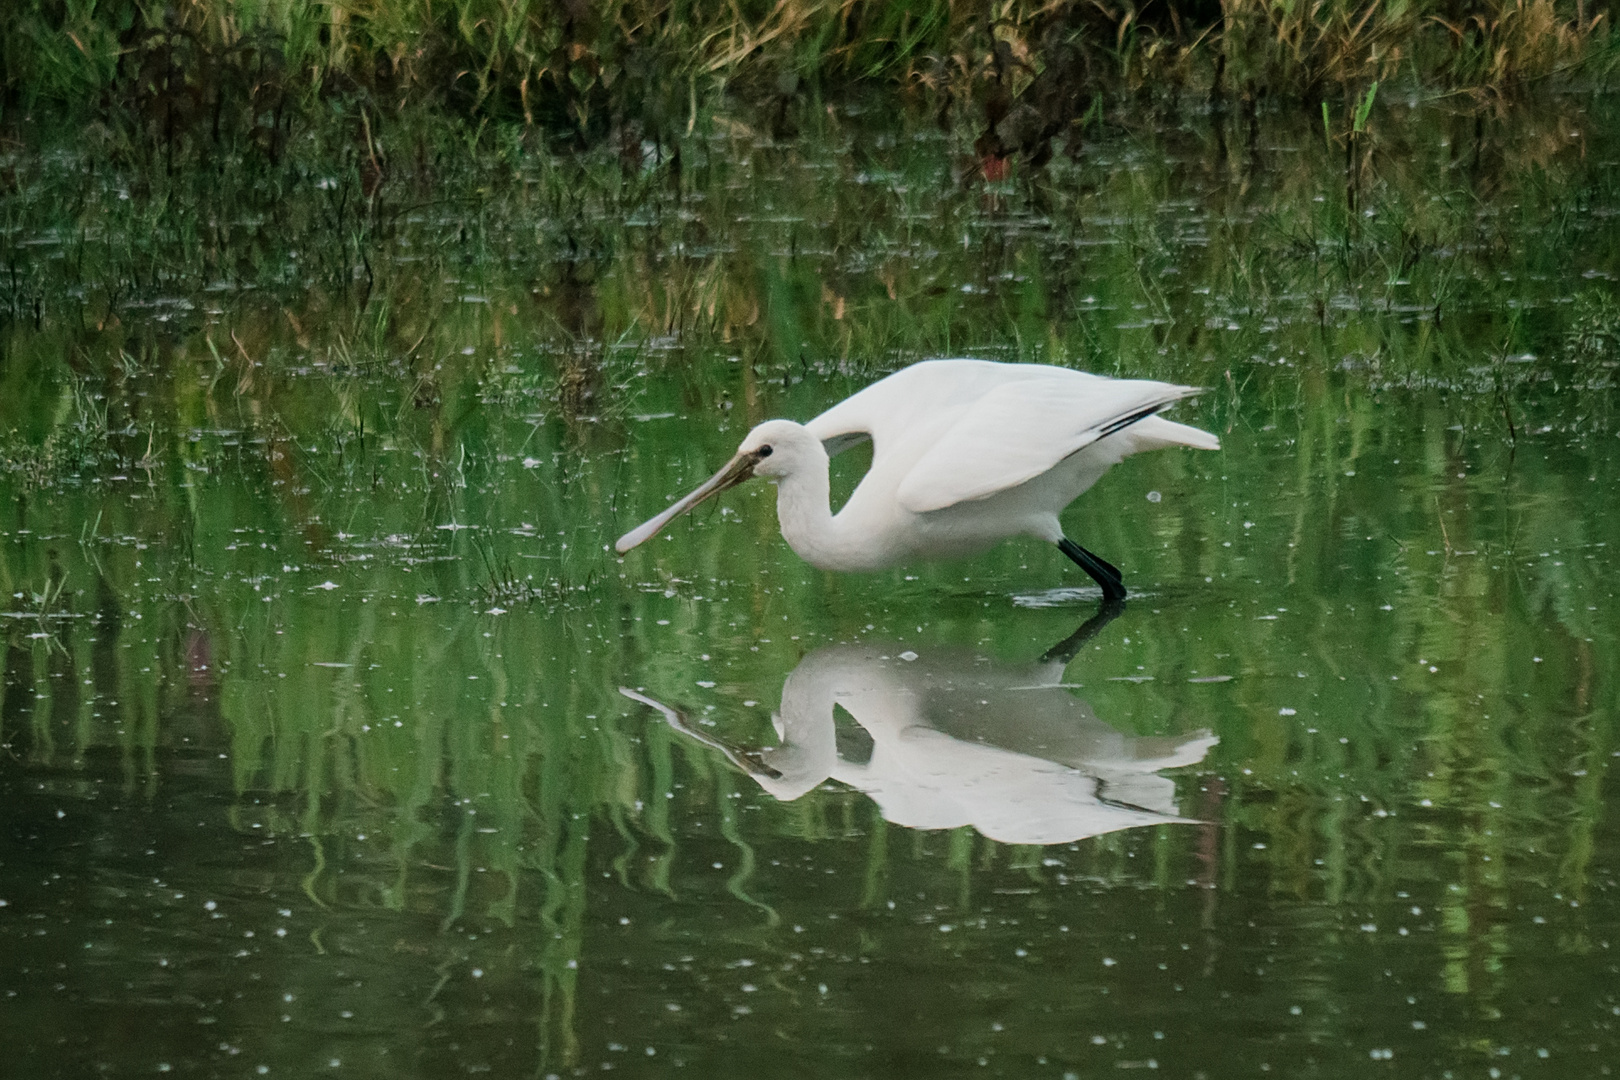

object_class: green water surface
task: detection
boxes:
[2,97,1618,1078]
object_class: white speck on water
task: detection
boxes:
[899,651,918,661]
[315,581,338,590]
[1278,707,1296,716]
[1146,491,1162,503]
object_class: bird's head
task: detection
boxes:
[615,419,820,555]
[734,419,821,482]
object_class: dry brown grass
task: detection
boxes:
[1,0,1611,151]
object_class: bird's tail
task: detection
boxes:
[1145,417,1220,451]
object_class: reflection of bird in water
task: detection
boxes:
[622,613,1217,847]
[616,359,1218,604]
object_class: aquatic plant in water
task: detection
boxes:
[0,80,1618,1080]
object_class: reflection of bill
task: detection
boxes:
[622,631,1216,847]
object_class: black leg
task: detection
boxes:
[1057,536,1127,605]
[1039,599,1126,665]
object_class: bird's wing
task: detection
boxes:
[818,431,871,457]
[805,387,878,458]
[895,378,1203,513]
[805,359,1047,457]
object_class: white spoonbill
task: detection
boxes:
[615,359,1219,601]
[621,637,1217,846]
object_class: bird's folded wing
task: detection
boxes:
[806,359,1058,457]
[895,379,1202,513]
[818,430,872,457]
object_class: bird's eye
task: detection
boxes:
[757,445,773,458]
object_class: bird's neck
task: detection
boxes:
[772,460,847,570]
[771,444,900,572]
[754,657,842,800]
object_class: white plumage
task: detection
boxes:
[623,642,1218,846]
[616,359,1219,600]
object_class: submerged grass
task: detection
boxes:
[0,372,114,487]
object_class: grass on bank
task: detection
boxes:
[1,0,1614,151]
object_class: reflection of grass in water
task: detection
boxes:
[5,410,1615,1051]
[714,767,780,927]
[5,97,1616,443]
[0,98,1617,1059]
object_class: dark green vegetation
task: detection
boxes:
[3,57,1620,1080]
[2,0,1616,164]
